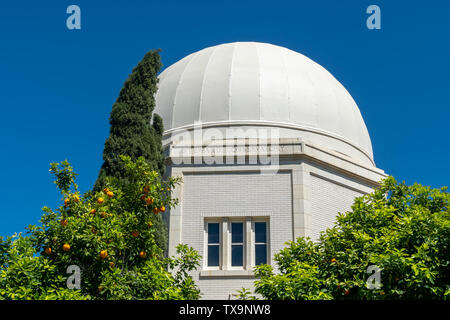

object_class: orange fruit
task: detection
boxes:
[61,219,68,226]
[73,195,80,203]
[159,206,166,212]
[379,291,385,295]
[139,251,147,258]
[145,197,154,205]
[63,243,71,252]
[101,212,108,218]
[103,188,110,194]
[97,197,104,204]
[90,208,96,214]
[143,185,150,193]
[331,258,337,263]
[106,191,114,198]
[140,195,146,201]
[100,250,108,259]
[131,231,139,238]
[153,207,159,214]
[64,198,70,206]
[44,247,52,255]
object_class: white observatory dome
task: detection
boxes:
[155,42,375,166]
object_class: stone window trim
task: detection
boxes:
[201,216,270,278]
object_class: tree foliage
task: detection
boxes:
[0,234,90,300]
[94,50,167,251]
[0,156,200,300]
[246,177,449,300]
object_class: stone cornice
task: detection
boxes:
[161,120,375,165]
[164,138,387,184]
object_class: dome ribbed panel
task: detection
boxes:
[334,80,367,156]
[172,47,215,128]
[258,43,290,122]
[229,43,260,121]
[282,49,319,129]
[156,54,194,130]
[200,44,234,123]
[309,62,341,137]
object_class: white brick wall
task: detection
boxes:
[165,138,386,299]
[310,174,364,241]
[182,171,293,299]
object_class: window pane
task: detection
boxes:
[255,222,267,243]
[255,244,267,265]
[208,245,220,266]
[208,223,219,244]
[231,245,243,266]
[231,223,243,243]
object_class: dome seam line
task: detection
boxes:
[228,43,237,122]
[254,42,262,121]
[279,48,291,121]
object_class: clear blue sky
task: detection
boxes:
[0,0,448,238]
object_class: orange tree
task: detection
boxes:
[0,155,200,300]
[0,234,90,300]
[241,177,449,300]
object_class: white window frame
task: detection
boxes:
[252,220,270,267]
[228,220,245,270]
[204,220,222,270]
[202,217,270,276]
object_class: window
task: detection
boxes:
[204,218,269,273]
[207,223,220,267]
[231,222,244,267]
[254,222,267,265]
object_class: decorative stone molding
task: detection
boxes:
[164,138,386,184]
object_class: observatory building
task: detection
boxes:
[154,42,386,299]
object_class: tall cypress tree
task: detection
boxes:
[94,49,167,251]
